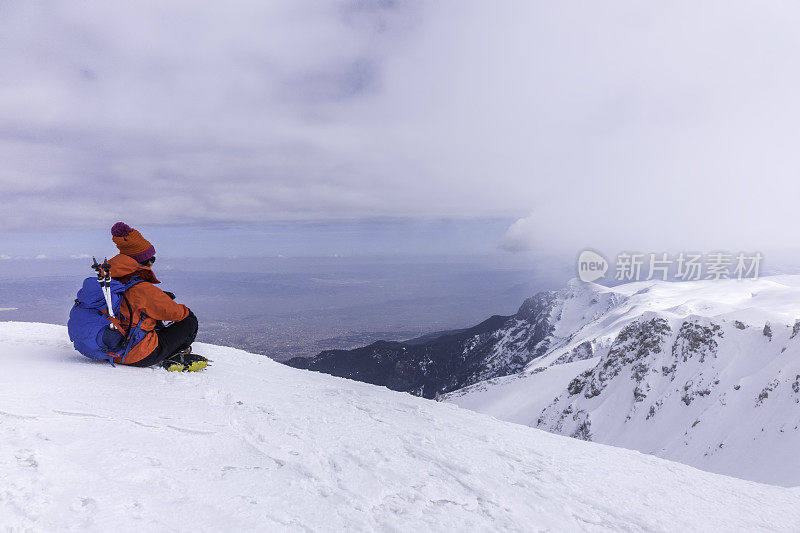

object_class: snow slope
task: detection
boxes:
[446,358,598,426]
[444,276,800,487]
[1,322,799,531]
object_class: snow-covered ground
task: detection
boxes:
[445,276,800,487]
[1,322,799,531]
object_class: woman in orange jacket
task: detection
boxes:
[108,222,205,371]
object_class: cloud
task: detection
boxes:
[0,1,799,258]
[0,0,424,229]
[500,215,541,253]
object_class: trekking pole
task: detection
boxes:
[91,257,103,282]
[93,257,116,328]
[101,259,115,319]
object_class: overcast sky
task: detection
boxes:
[2,1,800,257]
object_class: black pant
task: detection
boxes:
[129,311,198,367]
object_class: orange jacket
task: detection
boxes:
[108,254,189,364]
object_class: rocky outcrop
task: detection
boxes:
[537,315,730,440]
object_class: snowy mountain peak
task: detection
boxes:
[447,276,800,487]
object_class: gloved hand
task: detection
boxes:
[163,291,176,300]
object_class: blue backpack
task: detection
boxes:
[67,276,149,364]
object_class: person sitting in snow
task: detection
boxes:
[107,222,206,371]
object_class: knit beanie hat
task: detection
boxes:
[111,222,156,263]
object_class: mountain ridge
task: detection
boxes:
[284,313,520,398]
[446,276,800,486]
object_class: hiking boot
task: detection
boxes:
[161,347,209,372]
[161,355,185,372]
[183,353,209,372]
[161,346,191,372]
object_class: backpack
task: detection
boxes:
[67,276,148,364]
